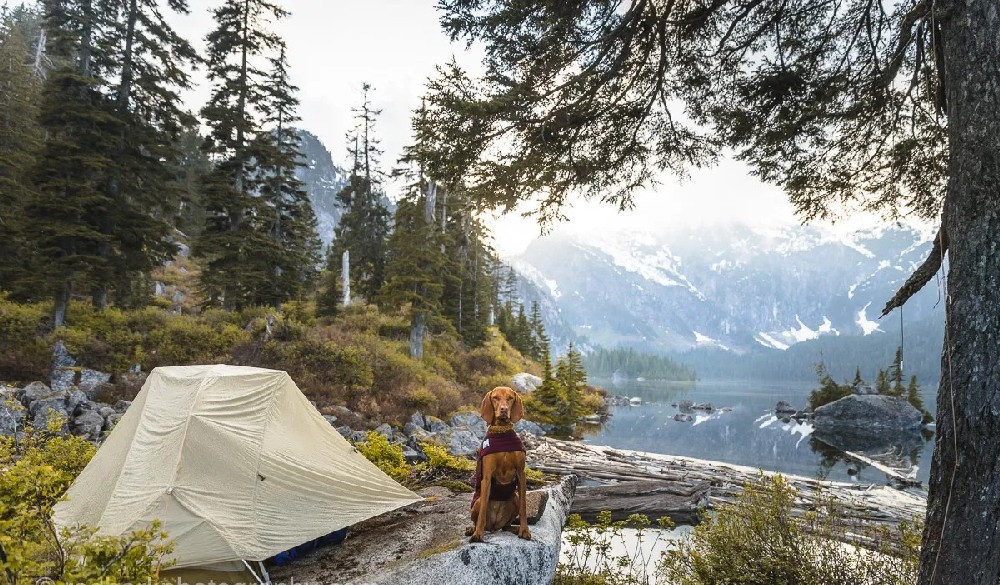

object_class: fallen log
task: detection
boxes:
[529,438,926,533]
[572,479,710,525]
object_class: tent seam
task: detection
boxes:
[248,372,284,547]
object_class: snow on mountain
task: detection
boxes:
[295,130,348,249]
[509,222,941,353]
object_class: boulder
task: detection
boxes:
[691,402,714,412]
[28,390,68,418]
[775,400,797,415]
[402,445,427,464]
[348,476,576,585]
[674,413,693,422]
[514,419,545,437]
[113,400,132,413]
[323,415,338,426]
[78,369,112,400]
[424,415,449,433]
[67,390,88,415]
[677,400,694,411]
[813,395,922,432]
[31,402,68,434]
[98,406,116,418]
[1,401,24,436]
[451,412,487,438]
[374,423,395,440]
[443,428,482,457]
[629,396,642,406]
[510,372,542,394]
[19,381,52,408]
[71,410,105,440]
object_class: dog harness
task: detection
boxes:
[470,429,525,508]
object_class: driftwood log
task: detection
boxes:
[573,479,710,524]
[530,437,927,545]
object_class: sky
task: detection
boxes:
[7,0,871,256]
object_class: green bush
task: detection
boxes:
[144,316,247,368]
[0,296,50,380]
[557,511,674,585]
[0,416,173,585]
[355,431,409,482]
[658,474,922,585]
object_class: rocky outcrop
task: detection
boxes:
[350,476,576,585]
[511,372,542,394]
[2,379,119,441]
[813,395,922,432]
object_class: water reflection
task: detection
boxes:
[583,379,934,485]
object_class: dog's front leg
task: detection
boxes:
[470,465,492,542]
[517,461,531,540]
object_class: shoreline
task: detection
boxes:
[531,437,927,538]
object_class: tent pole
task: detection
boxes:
[258,561,271,585]
[242,560,270,585]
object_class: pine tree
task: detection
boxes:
[96,0,198,308]
[0,11,43,298]
[196,0,290,309]
[379,186,448,358]
[28,0,120,326]
[255,46,321,310]
[329,84,390,302]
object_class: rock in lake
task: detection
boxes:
[813,395,922,431]
[775,400,798,415]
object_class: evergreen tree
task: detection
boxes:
[196,0,289,309]
[329,84,390,302]
[27,0,120,326]
[379,186,448,358]
[96,0,198,308]
[255,46,321,310]
[0,11,43,298]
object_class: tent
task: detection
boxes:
[54,364,420,574]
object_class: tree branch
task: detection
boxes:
[880,226,947,317]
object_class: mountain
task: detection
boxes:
[509,222,946,379]
[295,130,349,249]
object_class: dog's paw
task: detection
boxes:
[464,526,475,536]
[518,528,532,540]
[469,533,484,543]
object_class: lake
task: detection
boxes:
[581,379,934,485]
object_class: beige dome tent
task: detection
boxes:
[54,365,420,574]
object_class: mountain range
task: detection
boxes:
[509,222,946,381]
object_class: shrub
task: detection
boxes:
[355,431,409,483]
[0,416,173,585]
[658,474,922,585]
[0,296,50,380]
[556,511,674,585]
[144,316,247,368]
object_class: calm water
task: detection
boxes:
[582,379,934,485]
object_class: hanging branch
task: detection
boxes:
[880,226,948,317]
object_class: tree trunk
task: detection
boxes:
[409,309,425,360]
[53,280,70,329]
[341,250,350,307]
[918,3,1000,584]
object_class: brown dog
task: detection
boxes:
[467,386,531,542]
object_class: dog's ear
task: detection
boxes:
[480,389,495,424]
[511,390,524,423]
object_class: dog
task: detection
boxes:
[467,386,531,542]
